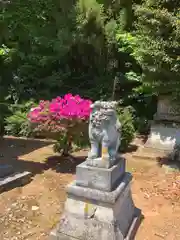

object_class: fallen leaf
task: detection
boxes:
[31,206,39,211]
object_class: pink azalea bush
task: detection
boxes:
[28,94,92,155]
[28,93,92,124]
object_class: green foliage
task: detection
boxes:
[53,131,89,154]
[133,1,180,99]
[0,103,10,135]
[0,114,5,135]
[4,101,36,137]
[117,106,136,151]
[53,133,69,154]
[0,0,179,148]
[0,0,136,102]
[5,111,30,136]
[134,117,150,134]
[53,105,136,154]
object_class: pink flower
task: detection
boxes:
[28,94,92,125]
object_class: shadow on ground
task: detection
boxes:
[0,155,86,193]
[0,136,52,174]
[157,156,180,170]
[45,155,86,174]
[141,135,148,144]
[15,155,86,176]
[0,137,86,191]
[122,144,138,153]
[0,136,55,162]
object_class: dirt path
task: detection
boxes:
[0,137,180,240]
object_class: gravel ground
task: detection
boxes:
[0,136,179,240]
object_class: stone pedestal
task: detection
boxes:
[50,158,141,240]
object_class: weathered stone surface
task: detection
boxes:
[64,198,97,219]
[154,96,180,122]
[67,172,132,204]
[86,157,114,169]
[50,210,141,240]
[76,158,125,191]
[50,179,141,240]
[0,171,31,188]
[88,101,121,165]
[50,216,124,240]
[145,123,180,151]
[0,164,14,178]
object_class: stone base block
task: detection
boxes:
[50,173,141,240]
[76,158,125,191]
[145,123,180,151]
[67,172,132,204]
[50,209,141,240]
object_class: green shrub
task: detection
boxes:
[5,110,31,137]
[134,117,150,135]
[4,101,36,137]
[53,133,69,154]
[0,114,4,135]
[0,103,11,135]
[53,126,89,154]
[117,106,135,152]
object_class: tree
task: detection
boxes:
[133,0,180,100]
[0,0,139,102]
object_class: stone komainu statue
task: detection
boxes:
[87,101,121,167]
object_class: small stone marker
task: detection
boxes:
[145,95,180,151]
[134,95,180,161]
[50,101,142,240]
[0,164,31,192]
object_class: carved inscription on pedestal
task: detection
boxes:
[88,170,107,189]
